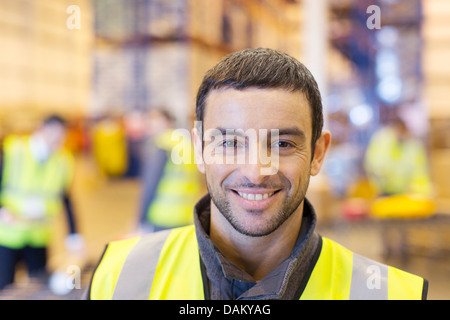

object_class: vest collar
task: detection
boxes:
[193,193,321,300]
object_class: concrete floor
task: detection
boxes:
[1,155,449,300]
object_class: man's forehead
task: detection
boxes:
[42,123,66,132]
[203,87,312,134]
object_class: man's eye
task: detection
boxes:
[223,140,236,147]
[223,139,241,148]
[276,141,293,148]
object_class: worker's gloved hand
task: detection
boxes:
[64,233,85,252]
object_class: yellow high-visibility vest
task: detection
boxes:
[146,130,201,228]
[90,225,427,300]
[364,127,432,197]
[0,135,74,249]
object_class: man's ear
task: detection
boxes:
[192,126,205,174]
[310,130,331,176]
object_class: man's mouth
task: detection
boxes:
[231,189,281,201]
[235,191,275,201]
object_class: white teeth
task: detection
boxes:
[236,191,275,201]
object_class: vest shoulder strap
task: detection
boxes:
[89,230,171,300]
[90,225,203,300]
[112,229,172,299]
[302,237,426,300]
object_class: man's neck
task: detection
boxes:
[209,202,304,281]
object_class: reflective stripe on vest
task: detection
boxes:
[349,253,388,299]
[91,225,204,300]
[90,225,425,300]
[112,229,172,299]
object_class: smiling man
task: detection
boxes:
[88,48,427,300]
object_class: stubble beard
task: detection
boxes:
[207,175,310,237]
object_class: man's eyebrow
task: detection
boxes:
[212,127,306,140]
[214,128,248,137]
[274,127,306,140]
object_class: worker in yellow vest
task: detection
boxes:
[87,49,427,300]
[137,108,203,232]
[364,116,433,198]
[364,116,435,219]
[0,115,82,290]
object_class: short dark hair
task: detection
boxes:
[195,48,324,152]
[42,114,67,127]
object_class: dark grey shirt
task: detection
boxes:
[193,194,322,300]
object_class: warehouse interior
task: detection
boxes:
[0,0,449,300]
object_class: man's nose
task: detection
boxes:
[239,145,279,183]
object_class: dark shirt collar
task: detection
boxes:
[193,193,321,300]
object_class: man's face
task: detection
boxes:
[194,87,326,237]
[40,123,67,153]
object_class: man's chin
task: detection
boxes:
[210,189,298,237]
[224,208,285,237]
[227,224,276,237]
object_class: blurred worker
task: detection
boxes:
[123,110,147,178]
[364,116,433,197]
[137,108,202,232]
[0,115,82,290]
[87,48,427,300]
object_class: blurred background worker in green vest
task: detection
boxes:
[0,115,82,290]
[364,114,435,219]
[137,108,203,233]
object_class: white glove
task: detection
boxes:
[64,233,85,252]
